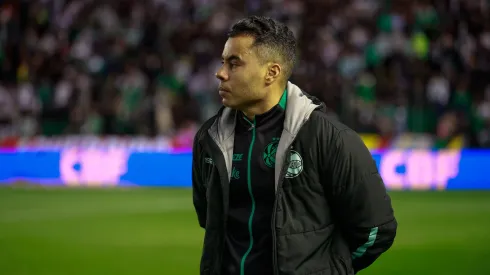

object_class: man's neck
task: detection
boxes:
[242,87,284,120]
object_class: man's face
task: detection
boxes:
[216,35,268,109]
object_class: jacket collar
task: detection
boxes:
[208,81,320,145]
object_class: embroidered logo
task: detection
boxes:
[263,138,279,168]
[285,150,303,178]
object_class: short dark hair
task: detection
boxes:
[228,16,297,82]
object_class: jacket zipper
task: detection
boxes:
[271,146,293,275]
[240,117,257,275]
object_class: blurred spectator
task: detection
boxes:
[0,0,489,148]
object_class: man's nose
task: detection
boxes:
[215,67,228,81]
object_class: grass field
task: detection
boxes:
[1,187,490,275]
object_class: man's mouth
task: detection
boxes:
[219,87,231,94]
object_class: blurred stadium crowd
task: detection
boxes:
[0,0,489,149]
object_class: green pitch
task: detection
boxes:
[1,187,489,275]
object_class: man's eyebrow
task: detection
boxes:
[222,55,242,62]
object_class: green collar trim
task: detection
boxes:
[278,88,287,110]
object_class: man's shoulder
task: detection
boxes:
[307,110,353,136]
[194,112,220,143]
[307,110,367,150]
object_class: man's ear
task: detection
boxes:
[265,63,281,85]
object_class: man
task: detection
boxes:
[192,16,397,275]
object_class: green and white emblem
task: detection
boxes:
[263,140,279,168]
[285,150,303,178]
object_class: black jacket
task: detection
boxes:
[192,82,397,275]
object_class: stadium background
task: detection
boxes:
[0,0,489,274]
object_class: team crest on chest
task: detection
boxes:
[263,139,279,168]
[285,150,303,178]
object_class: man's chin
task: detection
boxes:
[222,98,236,108]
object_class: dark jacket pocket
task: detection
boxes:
[277,224,334,275]
[329,231,355,275]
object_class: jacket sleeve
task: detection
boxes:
[327,129,397,273]
[192,133,207,229]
